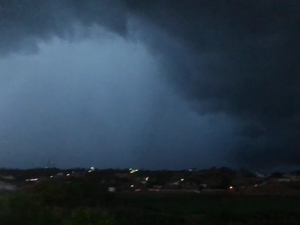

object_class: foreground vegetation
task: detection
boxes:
[1,179,300,224]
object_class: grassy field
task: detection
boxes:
[114,193,300,224]
[1,180,300,225]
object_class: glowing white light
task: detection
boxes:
[130,169,139,174]
[229,186,233,189]
[28,178,38,182]
[181,179,184,181]
[131,185,134,188]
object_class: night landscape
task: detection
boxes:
[0,0,300,224]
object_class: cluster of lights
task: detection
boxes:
[27,169,92,182]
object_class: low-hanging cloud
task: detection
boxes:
[0,0,300,170]
[126,1,300,169]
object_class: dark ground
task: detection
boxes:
[112,193,300,225]
[2,177,300,225]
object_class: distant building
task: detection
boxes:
[277,178,291,182]
[70,172,86,178]
[153,185,162,189]
[108,187,116,192]
[283,173,300,181]
[255,172,267,178]
[0,175,15,180]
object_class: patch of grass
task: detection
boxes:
[0,191,115,225]
[116,194,300,224]
[2,181,300,225]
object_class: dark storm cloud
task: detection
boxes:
[123,0,300,169]
[0,0,128,56]
[126,0,300,117]
[1,0,300,169]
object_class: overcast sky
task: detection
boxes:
[0,1,299,171]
